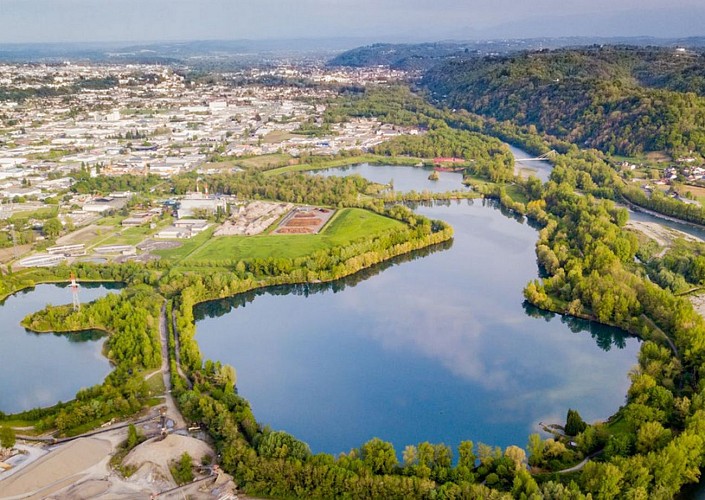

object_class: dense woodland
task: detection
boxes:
[422,46,705,157]
[327,42,477,71]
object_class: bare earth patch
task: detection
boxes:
[625,220,702,250]
[0,437,112,498]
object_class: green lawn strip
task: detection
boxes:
[153,226,218,263]
[144,372,166,396]
[181,208,404,264]
[505,184,530,204]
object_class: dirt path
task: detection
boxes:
[159,302,187,429]
[171,310,191,387]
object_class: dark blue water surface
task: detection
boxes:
[195,189,640,456]
[0,283,120,413]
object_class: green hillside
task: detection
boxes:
[421,46,705,157]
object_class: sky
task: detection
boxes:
[0,0,704,44]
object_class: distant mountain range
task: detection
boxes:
[3,36,705,67]
[328,37,705,70]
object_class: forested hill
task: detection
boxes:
[421,46,705,157]
[327,43,476,70]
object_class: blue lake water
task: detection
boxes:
[316,162,469,193]
[0,283,120,413]
[195,183,640,455]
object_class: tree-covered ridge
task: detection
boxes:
[327,42,475,71]
[421,46,705,157]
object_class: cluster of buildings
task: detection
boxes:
[0,63,417,197]
[0,62,424,265]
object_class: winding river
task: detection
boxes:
[0,283,120,414]
[194,150,642,455]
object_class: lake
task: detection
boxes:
[316,162,469,194]
[0,283,120,414]
[195,161,641,455]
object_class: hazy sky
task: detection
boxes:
[0,0,704,43]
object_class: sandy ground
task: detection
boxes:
[125,433,213,480]
[626,219,702,248]
[690,295,705,318]
[0,437,112,499]
[0,429,235,500]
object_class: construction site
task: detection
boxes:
[273,206,335,234]
[214,201,294,236]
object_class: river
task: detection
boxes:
[0,283,120,414]
[508,144,554,182]
[194,154,642,456]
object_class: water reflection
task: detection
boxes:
[522,303,630,351]
[194,239,453,321]
[0,283,120,413]
[316,163,469,194]
[196,201,639,454]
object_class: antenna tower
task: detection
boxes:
[70,272,80,311]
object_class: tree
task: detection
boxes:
[171,452,194,485]
[0,426,15,449]
[565,409,587,436]
[505,445,527,471]
[126,423,141,450]
[42,217,62,239]
[361,437,397,475]
[527,434,545,467]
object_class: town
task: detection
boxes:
[0,63,419,267]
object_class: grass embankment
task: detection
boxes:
[156,208,404,264]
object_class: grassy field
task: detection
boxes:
[505,184,529,204]
[95,219,173,247]
[9,206,59,221]
[157,208,404,264]
[681,184,705,206]
[235,153,292,171]
[262,130,295,144]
